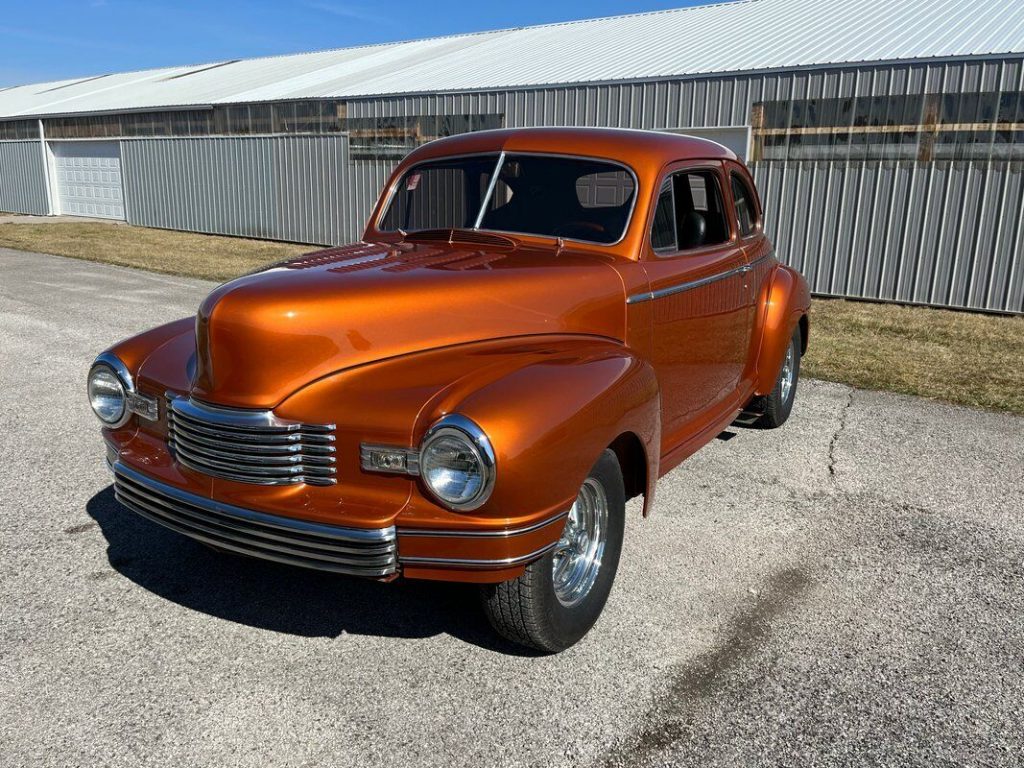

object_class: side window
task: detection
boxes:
[649,169,730,255]
[731,173,758,236]
[651,177,676,252]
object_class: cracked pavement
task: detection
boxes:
[2,249,1023,767]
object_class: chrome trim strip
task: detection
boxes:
[627,251,777,305]
[112,462,397,576]
[398,540,561,569]
[397,509,569,539]
[627,262,747,305]
[167,395,337,486]
[170,396,334,433]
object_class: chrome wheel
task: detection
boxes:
[552,477,608,607]
[780,344,795,404]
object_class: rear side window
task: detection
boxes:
[649,169,730,254]
[731,173,758,236]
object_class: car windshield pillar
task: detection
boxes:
[473,151,506,230]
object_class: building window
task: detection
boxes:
[751,91,1024,162]
[342,114,504,159]
[0,120,37,140]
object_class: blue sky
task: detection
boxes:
[0,0,713,87]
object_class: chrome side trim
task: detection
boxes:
[112,462,396,577]
[398,540,561,569]
[627,262,747,304]
[397,509,569,538]
[627,250,777,305]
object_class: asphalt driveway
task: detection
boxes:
[1,248,1022,767]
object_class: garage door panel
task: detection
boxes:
[51,141,125,220]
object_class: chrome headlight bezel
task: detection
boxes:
[87,353,134,429]
[419,414,496,512]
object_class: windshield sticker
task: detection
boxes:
[406,173,421,191]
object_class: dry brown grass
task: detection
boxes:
[0,221,308,282]
[2,221,1021,414]
[805,298,1024,414]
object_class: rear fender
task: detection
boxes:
[755,265,810,396]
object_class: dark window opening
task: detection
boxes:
[731,173,757,236]
[380,154,636,245]
[650,169,730,254]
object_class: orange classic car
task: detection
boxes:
[89,127,809,652]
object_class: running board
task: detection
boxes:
[733,396,767,426]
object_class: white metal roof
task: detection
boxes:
[3,0,1024,119]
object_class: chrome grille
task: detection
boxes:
[167,396,337,486]
[113,463,396,577]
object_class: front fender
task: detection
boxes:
[754,265,810,396]
[407,339,661,526]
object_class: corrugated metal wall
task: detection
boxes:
[121,134,356,244]
[4,57,1023,311]
[342,56,1024,312]
[754,160,1024,312]
[0,140,49,215]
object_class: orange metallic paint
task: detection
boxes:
[97,127,809,584]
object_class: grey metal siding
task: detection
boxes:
[4,56,1022,312]
[121,135,355,245]
[341,56,1024,312]
[0,140,48,215]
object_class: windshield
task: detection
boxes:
[379,153,636,245]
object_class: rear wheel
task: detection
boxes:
[755,327,802,429]
[481,450,625,653]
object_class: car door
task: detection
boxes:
[638,160,752,451]
[726,162,775,386]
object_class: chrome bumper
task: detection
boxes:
[112,462,397,577]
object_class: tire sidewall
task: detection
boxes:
[776,330,801,421]
[533,450,626,650]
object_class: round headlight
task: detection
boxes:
[420,415,495,511]
[88,364,128,426]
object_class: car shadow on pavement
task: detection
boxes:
[86,486,535,655]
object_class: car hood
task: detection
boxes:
[190,240,626,408]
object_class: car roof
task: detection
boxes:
[402,127,737,172]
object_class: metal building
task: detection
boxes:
[1,0,1023,313]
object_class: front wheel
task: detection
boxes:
[481,450,625,653]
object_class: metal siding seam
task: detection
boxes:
[893,161,920,302]
[965,161,994,308]
[1006,171,1024,312]
[984,163,1013,309]
[945,162,975,307]
[930,162,959,305]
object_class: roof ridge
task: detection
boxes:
[0,0,748,90]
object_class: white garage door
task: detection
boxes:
[51,141,125,220]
